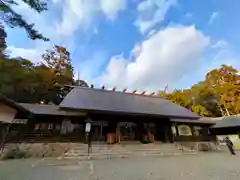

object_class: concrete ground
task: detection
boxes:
[1,152,240,180]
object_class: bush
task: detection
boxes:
[1,148,29,160]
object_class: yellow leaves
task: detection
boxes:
[191,105,209,117]
[158,64,240,117]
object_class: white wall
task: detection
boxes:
[0,103,17,123]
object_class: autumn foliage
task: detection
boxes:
[159,65,240,117]
[0,45,76,105]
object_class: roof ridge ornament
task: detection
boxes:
[132,90,137,94]
[141,91,146,95]
[149,92,155,96]
[100,84,105,90]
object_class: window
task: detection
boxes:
[178,125,192,136]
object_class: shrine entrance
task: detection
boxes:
[90,121,108,142]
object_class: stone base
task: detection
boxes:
[1,143,77,159]
[178,142,219,152]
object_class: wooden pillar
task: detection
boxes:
[107,120,117,144]
[176,124,180,136]
[190,125,195,136]
[170,124,177,142]
[164,126,168,142]
[116,122,120,143]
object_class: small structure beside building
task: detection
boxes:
[0,86,216,146]
[210,116,240,147]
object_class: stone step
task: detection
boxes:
[64,151,133,157]
[69,148,175,152]
[62,143,194,160]
[61,151,198,160]
[67,148,184,153]
[72,144,177,149]
[64,149,188,157]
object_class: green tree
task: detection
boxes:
[42,45,74,82]
[41,45,75,104]
[159,85,215,117]
[0,45,88,104]
[0,24,7,59]
[159,65,240,117]
[1,0,49,41]
[190,82,222,117]
[0,58,37,102]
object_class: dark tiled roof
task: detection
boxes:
[59,88,200,119]
[212,116,240,128]
[19,103,86,116]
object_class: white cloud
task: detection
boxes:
[100,0,127,20]
[56,0,127,37]
[10,0,127,40]
[77,51,108,81]
[208,12,219,25]
[98,25,210,91]
[7,0,127,64]
[7,46,42,63]
[135,0,177,34]
[57,0,98,37]
[212,40,228,49]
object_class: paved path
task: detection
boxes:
[1,152,240,180]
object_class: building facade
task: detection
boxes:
[0,87,216,145]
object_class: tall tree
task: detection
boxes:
[0,46,88,104]
[159,65,240,117]
[190,82,221,117]
[0,0,49,41]
[0,58,37,102]
[41,45,74,104]
[159,89,210,116]
[42,45,74,84]
[205,65,240,116]
[0,24,7,59]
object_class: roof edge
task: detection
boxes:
[60,106,199,119]
[0,94,28,112]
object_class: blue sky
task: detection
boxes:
[5,0,240,93]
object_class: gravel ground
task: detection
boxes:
[1,152,240,180]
